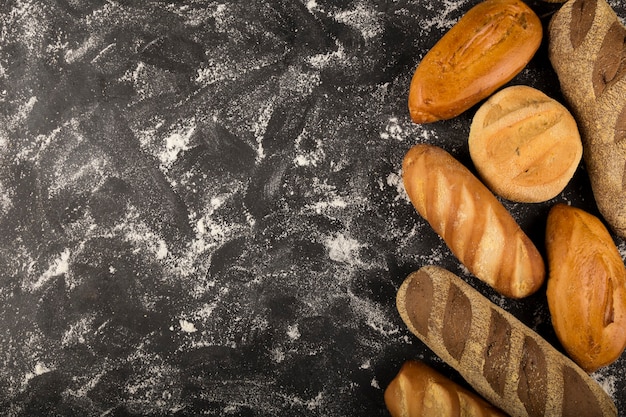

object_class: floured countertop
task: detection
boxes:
[1,0,625,415]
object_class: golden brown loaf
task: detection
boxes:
[396,265,618,417]
[408,0,542,123]
[402,144,545,298]
[545,203,626,372]
[384,360,507,417]
[468,85,583,203]
[549,0,626,238]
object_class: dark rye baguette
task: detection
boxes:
[397,265,617,417]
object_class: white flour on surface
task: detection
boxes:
[325,232,364,264]
[7,0,624,415]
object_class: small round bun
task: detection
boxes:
[469,85,582,203]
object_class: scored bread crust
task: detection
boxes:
[402,144,545,298]
[469,85,583,203]
[546,203,626,373]
[397,265,618,417]
[408,0,542,123]
[549,0,626,238]
[384,360,507,417]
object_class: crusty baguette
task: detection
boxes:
[546,203,626,372]
[549,0,626,238]
[469,85,582,203]
[402,144,545,298]
[397,265,617,417]
[384,360,507,417]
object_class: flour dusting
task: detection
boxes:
[325,233,364,264]
[3,0,621,415]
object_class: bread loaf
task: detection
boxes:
[549,0,626,238]
[397,265,618,417]
[546,203,626,372]
[402,144,545,298]
[408,0,542,123]
[384,360,507,417]
[468,85,582,203]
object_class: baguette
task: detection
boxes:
[402,144,545,298]
[384,360,507,417]
[549,0,626,238]
[397,265,617,417]
[546,203,626,372]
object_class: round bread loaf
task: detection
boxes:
[468,85,582,203]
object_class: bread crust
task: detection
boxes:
[402,144,545,298]
[469,85,583,203]
[549,0,626,238]
[397,265,618,417]
[408,0,542,123]
[546,203,626,372]
[384,360,507,417]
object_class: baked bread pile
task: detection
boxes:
[385,0,626,415]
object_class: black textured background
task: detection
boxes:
[1,0,625,415]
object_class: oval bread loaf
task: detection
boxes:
[549,0,626,238]
[546,203,626,372]
[408,0,542,123]
[402,143,545,298]
[469,85,583,203]
[397,265,618,417]
[384,360,507,417]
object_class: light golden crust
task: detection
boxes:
[396,265,618,417]
[384,360,507,417]
[545,203,626,372]
[402,144,545,298]
[408,0,542,123]
[468,85,583,203]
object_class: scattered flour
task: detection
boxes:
[23,362,53,387]
[179,319,198,333]
[325,233,364,264]
[159,121,196,170]
[29,248,71,291]
[421,0,469,32]
[285,391,325,411]
[334,1,384,40]
[349,290,400,339]
[307,198,348,214]
[286,324,301,340]
[386,170,409,203]
[294,128,325,167]
[593,370,617,398]
[307,40,346,70]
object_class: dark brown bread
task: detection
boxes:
[397,265,617,417]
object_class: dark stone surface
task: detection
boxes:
[0,0,624,415]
